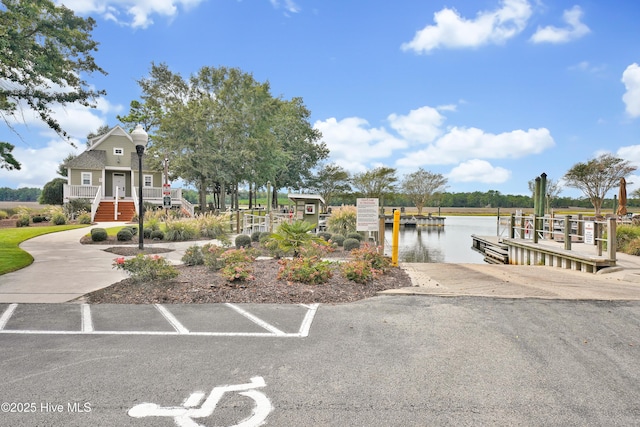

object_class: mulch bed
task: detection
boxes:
[85,258,412,304]
[85,242,414,304]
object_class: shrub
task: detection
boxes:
[318,231,332,241]
[203,244,226,270]
[91,228,108,242]
[32,215,46,223]
[182,245,205,266]
[235,234,252,249]
[197,212,230,242]
[113,254,179,283]
[341,260,377,284]
[327,206,357,235]
[277,256,333,285]
[51,213,66,225]
[150,230,165,240]
[164,218,198,241]
[251,231,262,242]
[220,248,255,281]
[16,214,30,227]
[77,213,92,224]
[625,238,640,256]
[127,226,138,235]
[298,241,334,258]
[331,234,345,247]
[351,243,391,272]
[616,225,640,252]
[346,232,363,241]
[258,232,271,243]
[0,210,8,219]
[64,199,91,219]
[143,227,153,238]
[117,228,133,241]
[343,238,361,251]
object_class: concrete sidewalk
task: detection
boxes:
[387,253,640,300]
[0,223,220,303]
[3,224,640,303]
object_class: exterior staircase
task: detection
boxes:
[94,201,137,222]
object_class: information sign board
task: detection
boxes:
[356,198,379,232]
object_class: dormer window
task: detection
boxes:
[113,147,124,156]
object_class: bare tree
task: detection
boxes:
[527,177,562,213]
[401,168,448,215]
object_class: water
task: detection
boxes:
[383,216,500,263]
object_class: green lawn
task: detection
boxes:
[0,225,88,275]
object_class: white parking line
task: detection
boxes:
[81,304,93,333]
[298,303,319,337]
[0,303,320,337]
[154,304,190,334]
[0,303,17,330]
[225,303,286,336]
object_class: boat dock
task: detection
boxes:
[384,214,445,227]
[472,234,617,273]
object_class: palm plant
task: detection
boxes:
[269,220,325,257]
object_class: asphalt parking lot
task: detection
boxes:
[2,296,640,426]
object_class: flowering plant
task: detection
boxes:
[113,254,178,283]
[277,256,333,285]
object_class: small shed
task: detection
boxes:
[288,194,325,229]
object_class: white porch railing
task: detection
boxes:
[90,186,101,222]
[181,198,195,217]
[142,187,182,200]
[132,187,140,216]
[64,184,100,200]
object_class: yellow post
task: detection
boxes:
[392,209,400,266]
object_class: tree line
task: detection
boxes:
[0,187,40,202]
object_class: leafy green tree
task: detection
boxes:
[38,177,65,205]
[401,168,447,215]
[0,0,106,167]
[563,153,636,215]
[86,124,111,147]
[308,163,351,212]
[0,142,20,170]
[269,97,328,208]
[352,166,398,206]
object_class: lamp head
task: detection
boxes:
[131,124,148,154]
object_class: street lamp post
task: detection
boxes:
[132,125,148,250]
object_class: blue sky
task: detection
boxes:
[2,0,640,200]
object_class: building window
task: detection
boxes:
[113,147,124,156]
[81,172,92,186]
[143,175,153,187]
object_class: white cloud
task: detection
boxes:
[5,97,122,141]
[388,106,445,143]
[622,63,640,118]
[270,0,300,14]
[56,0,206,28]
[530,6,590,44]
[396,126,555,167]
[448,159,511,183]
[0,138,83,189]
[313,117,407,172]
[617,145,640,166]
[401,0,532,54]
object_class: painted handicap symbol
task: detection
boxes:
[128,376,272,427]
